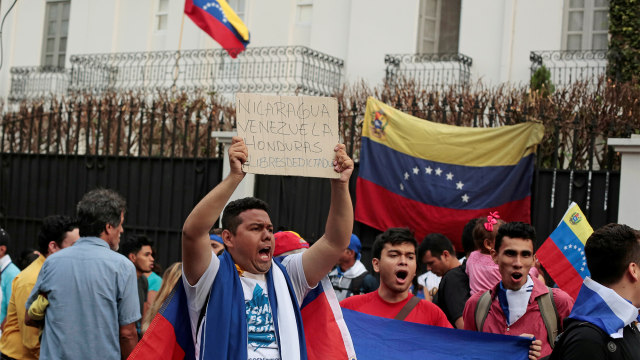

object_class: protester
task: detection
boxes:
[121,235,155,339]
[0,228,20,325]
[418,233,470,329]
[0,215,79,359]
[340,228,452,327]
[463,222,574,359]
[461,217,482,259]
[16,249,40,270]
[273,231,309,257]
[465,212,506,295]
[328,234,378,301]
[26,188,140,359]
[141,262,182,334]
[180,137,354,358]
[549,224,640,359]
[209,233,225,256]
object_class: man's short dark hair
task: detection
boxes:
[372,228,417,259]
[221,197,270,234]
[585,223,640,286]
[76,188,126,238]
[0,228,10,250]
[418,233,455,261]
[495,222,536,252]
[120,234,152,256]
[38,215,78,255]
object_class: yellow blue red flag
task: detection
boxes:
[185,0,250,58]
[355,97,544,249]
[536,202,593,299]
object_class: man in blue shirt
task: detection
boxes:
[26,189,140,360]
[0,228,20,325]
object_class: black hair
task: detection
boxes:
[76,188,126,237]
[221,197,270,234]
[494,222,536,252]
[462,218,481,255]
[18,249,40,270]
[372,228,417,260]
[120,234,152,256]
[418,233,455,261]
[0,228,9,251]
[585,223,640,285]
[38,215,78,255]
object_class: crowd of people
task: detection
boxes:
[0,136,637,359]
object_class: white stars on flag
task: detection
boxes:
[456,181,464,190]
[413,167,419,175]
[425,166,433,174]
[404,172,409,180]
[399,163,468,205]
[435,168,443,176]
[461,194,469,203]
[446,172,454,180]
[400,183,404,191]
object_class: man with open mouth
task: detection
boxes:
[463,222,575,359]
[180,136,354,359]
[340,227,452,328]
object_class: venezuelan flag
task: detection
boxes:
[342,309,531,359]
[355,97,544,249]
[536,202,593,299]
[128,281,195,360]
[185,0,250,58]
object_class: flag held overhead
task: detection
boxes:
[185,0,250,58]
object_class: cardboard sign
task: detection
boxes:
[236,93,340,178]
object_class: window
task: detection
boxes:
[416,0,460,54]
[156,0,169,31]
[41,0,70,68]
[227,0,246,21]
[563,0,609,51]
[296,0,313,25]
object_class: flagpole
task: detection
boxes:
[172,11,186,89]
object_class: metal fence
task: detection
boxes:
[8,46,345,102]
[530,50,608,87]
[384,53,472,91]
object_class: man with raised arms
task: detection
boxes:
[181,136,354,359]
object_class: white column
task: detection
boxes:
[608,134,640,229]
[211,131,256,213]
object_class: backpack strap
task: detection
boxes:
[550,321,619,360]
[537,286,559,348]
[394,296,421,321]
[348,272,369,296]
[474,290,492,331]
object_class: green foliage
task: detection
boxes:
[530,65,555,97]
[608,0,640,82]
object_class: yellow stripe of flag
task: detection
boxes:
[218,0,249,41]
[561,202,594,245]
[363,97,544,167]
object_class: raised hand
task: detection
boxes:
[229,136,248,180]
[332,144,354,184]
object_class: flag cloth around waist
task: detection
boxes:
[185,0,250,58]
[355,97,544,249]
[536,202,593,299]
[342,308,531,359]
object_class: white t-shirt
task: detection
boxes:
[182,252,311,359]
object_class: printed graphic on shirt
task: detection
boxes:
[244,280,280,360]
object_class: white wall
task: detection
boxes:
[459,0,564,86]
[0,0,570,101]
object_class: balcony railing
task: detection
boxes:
[9,46,344,101]
[530,50,607,87]
[8,67,70,102]
[384,53,472,91]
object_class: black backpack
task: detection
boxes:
[548,321,627,360]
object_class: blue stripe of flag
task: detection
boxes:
[359,137,533,210]
[569,283,625,335]
[548,221,591,278]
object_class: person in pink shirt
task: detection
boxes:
[466,212,541,295]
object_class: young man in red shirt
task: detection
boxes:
[340,228,451,327]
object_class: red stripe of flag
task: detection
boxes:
[537,238,583,299]
[355,177,531,248]
[128,314,186,360]
[302,294,349,360]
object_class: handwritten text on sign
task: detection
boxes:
[236,94,339,178]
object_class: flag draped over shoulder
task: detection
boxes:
[536,202,593,299]
[300,277,356,360]
[342,309,531,359]
[355,97,544,249]
[184,0,250,58]
[128,280,195,360]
